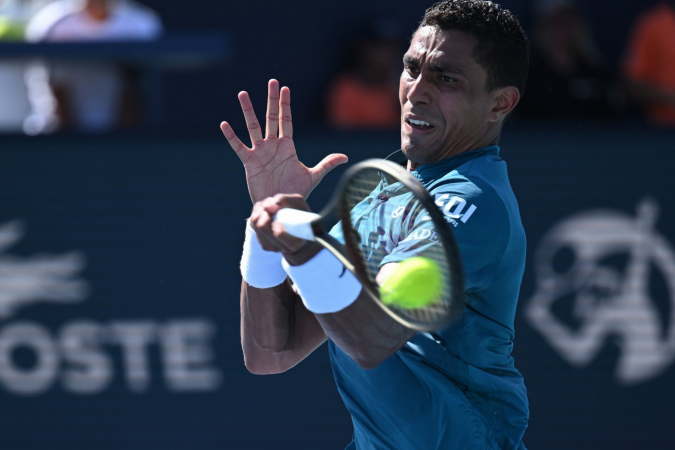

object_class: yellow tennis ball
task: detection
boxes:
[380,257,442,309]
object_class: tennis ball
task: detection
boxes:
[380,257,442,309]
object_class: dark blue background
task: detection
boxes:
[0,123,673,449]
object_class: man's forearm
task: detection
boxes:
[316,294,416,369]
[241,279,295,352]
[240,279,327,374]
[241,271,415,372]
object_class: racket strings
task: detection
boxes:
[341,167,457,329]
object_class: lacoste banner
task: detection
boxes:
[0,219,221,396]
[0,129,673,449]
[0,137,351,450]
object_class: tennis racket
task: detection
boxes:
[275,158,463,332]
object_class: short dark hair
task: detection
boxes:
[418,0,530,94]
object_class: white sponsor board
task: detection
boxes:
[0,221,221,396]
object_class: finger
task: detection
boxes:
[249,202,269,231]
[220,121,250,162]
[251,220,285,252]
[238,91,264,147]
[265,194,308,213]
[256,230,286,253]
[250,204,286,252]
[266,79,280,139]
[271,220,307,253]
[258,196,282,218]
[279,86,293,139]
[310,153,349,182]
[252,197,280,226]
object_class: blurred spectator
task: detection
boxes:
[623,1,675,127]
[0,0,35,132]
[325,20,401,130]
[24,0,162,134]
[519,0,624,119]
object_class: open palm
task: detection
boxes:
[221,80,348,204]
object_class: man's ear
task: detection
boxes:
[488,86,520,123]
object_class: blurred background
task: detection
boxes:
[0,0,673,448]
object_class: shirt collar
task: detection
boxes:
[406,145,501,181]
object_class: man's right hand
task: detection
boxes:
[220,79,348,204]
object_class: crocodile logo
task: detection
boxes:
[0,221,88,320]
[525,198,675,385]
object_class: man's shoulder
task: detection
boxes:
[25,1,79,41]
[429,177,505,230]
[427,155,514,229]
[116,1,163,25]
[429,159,504,203]
[631,4,675,42]
[113,2,163,39]
[428,172,482,202]
[641,4,675,26]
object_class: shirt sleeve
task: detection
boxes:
[25,2,69,42]
[381,178,509,294]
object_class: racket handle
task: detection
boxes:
[274,208,321,241]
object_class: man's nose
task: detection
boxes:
[406,74,431,105]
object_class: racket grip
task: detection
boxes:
[274,208,321,241]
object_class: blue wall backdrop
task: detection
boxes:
[0,124,673,449]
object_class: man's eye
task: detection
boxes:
[441,76,456,83]
[405,66,419,74]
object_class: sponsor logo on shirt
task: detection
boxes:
[391,196,477,227]
[435,194,477,226]
[525,198,675,386]
[400,228,441,243]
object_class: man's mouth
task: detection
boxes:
[405,118,434,130]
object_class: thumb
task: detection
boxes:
[310,153,348,182]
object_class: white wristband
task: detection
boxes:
[240,220,288,289]
[282,248,362,314]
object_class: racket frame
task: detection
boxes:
[296,159,464,331]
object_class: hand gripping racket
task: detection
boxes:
[275,159,463,331]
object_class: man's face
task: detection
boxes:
[399,26,496,164]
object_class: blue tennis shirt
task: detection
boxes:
[328,145,528,450]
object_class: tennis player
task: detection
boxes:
[222,1,530,448]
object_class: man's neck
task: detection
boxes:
[406,140,499,172]
[404,123,501,171]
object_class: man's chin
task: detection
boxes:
[400,144,435,166]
